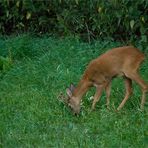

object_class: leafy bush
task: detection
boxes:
[0,0,147,42]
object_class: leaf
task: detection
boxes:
[6,11,9,17]
[16,1,20,7]
[141,35,147,43]
[26,12,31,20]
[75,0,79,5]
[141,16,145,23]
[98,7,102,13]
[130,20,135,29]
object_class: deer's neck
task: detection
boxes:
[73,78,91,101]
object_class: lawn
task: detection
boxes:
[0,34,148,147]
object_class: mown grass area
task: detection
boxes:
[0,34,148,147]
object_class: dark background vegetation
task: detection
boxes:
[0,0,148,42]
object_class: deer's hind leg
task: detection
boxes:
[125,72,147,110]
[123,56,147,110]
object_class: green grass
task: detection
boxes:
[0,34,148,148]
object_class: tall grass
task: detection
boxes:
[0,34,148,147]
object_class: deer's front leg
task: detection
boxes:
[91,85,104,110]
[105,81,111,109]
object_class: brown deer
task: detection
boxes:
[66,46,147,114]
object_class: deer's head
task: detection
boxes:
[66,84,80,114]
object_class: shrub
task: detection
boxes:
[0,0,147,42]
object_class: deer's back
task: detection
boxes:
[83,46,145,83]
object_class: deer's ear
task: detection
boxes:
[66,88,72,98]
[70,83,75,92]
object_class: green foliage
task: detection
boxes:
[0,34,45,61]
[0,0,147,42]
[0,48,12,74]
[0,35,148,147]
[0,56,11,71]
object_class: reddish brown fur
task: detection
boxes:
[66,46,147,114]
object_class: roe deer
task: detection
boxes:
[66,46,147,114]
